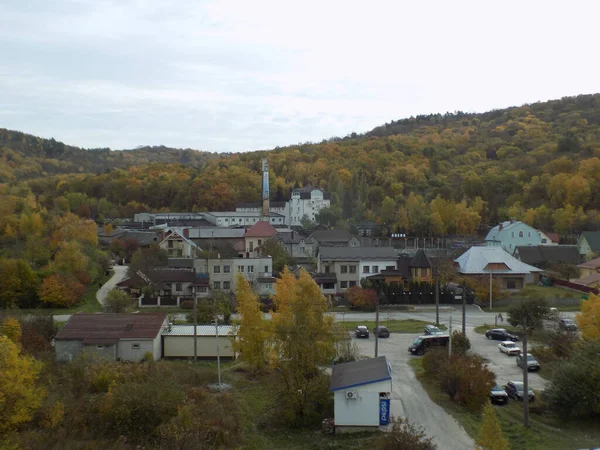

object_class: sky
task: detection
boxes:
[1,0,600,153]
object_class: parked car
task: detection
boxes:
[355,325,370,338]
[498,341,522,356]
[516,353,540,371]
[409,335,449,355]
[485,328,519,341]
[424,324,444,335]
[490,385,509,405]
[373,326,390,338]
[505,381,535,402]
[559,318,578,332]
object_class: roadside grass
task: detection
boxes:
[339,319,447,333]
[474,323,522,335]
[510,285,579,300]
[409,358,600,450]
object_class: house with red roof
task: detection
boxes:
[54,313,168,362]
[244,221,278,258]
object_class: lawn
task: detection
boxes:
[339,319,447,333]
[409,358,600,450]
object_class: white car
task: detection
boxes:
[498,340,521,356]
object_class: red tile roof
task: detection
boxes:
[245,221,277,238]
[55,313,167,342]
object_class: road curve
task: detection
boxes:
[96,265,129,306]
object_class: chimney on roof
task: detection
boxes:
[498,223,503,231]
[510,218,516,224]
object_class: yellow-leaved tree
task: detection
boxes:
[233,273,268,371]
[270,268,337,425]
[0,335,46,433]
[0,317,22,344]
[577,294,600,340]
[476,402,510,450]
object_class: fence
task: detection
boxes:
[552,279,599,295]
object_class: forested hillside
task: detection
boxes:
[3,94,600,238]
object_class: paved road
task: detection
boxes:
[353,334,476,449]
[97,265,128,306]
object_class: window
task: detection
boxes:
[96,345,104,349]
[363,266,370,274]
[264,265,269,273]
[512,232,514,238]
[300,246,305,254]
[349,281,357,287]
[258,239,262,245]
[421,268,428,277]
[325,266,330,274]
[131,343,140,350]
[198,286,207,293]
[249,242,254,252]
[341,265,348,274]
[340,281,348,288]
[507,279,517,289]
[248,265,254,273]
[541,238,547,243]
[223,281,230,290]
[349,265,357,274]
[323,282,335,290]
[168,240,174,248]
[175,283,182,292]
[223,265,230,273]
[238,266,244,273]
[214,266,220,273]
[519,231,524,238]
[372,266,379,273]
[528,232,531,237]
[213,281,221,289]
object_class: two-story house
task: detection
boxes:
[485,219,542,254]
[577,231,600,259]
[159,230,200,258]
[244,221,278,258]
[316,247,398,295]
[289,185,331,226]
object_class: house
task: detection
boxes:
[193,256,275,296]
[244,221,278,258]
[367,250,433,291]
[310,230,361,249]
[330,356,392,433]
[276,230,315,259]
[514,245,581,268]
[454,246,542,291]
[54,313,167,362]
[577,231,600,258]
[162,325,237,359]
[203,211,286,228]
[97,227,161,248]
[538,230,560,245]
[289,185,331,227]
[354,221,380,237]
[485,219,542,254]
[116,269,197,306]
[577,256,600,278]
[572,273,600,290]
[159,230,200,258]
[236,201,289,220]
[317,247,398,294]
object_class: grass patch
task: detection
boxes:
[409,358,600,449]
[511,285,579,300]
[339,319,447,333]
[474,323,522,335]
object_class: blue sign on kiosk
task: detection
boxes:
[380,398,390,425]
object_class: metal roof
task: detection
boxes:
[330,356,392,391]
[162,325,237,337]
[454,246,542,274]
[55,313,167,341]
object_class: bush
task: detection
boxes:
[422,348,448,378]
[334,336,361,364]
[103,289,135,313]
[451,331,471,356]
[437,355,495,411]
[186,302,217,324]
[347,286,378,311]
[376,417,437,449]
[180,299,194,310]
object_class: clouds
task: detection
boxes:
[1,0,599,151]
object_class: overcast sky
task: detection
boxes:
[1,0,599,152]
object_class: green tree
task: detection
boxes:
[104,289,135,313]
[0,259,40,308]
[0,317,22,344]
[380,196,396,225]
[507,296,552,333]
[0,336,46,433]
[128,244,168,277]
[476,402,510,450]
[233,274,268,371]
[577,294,600,340]
[262,238,292,272]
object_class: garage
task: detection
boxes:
[162,325,237,359]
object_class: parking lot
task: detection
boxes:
[349,324,546,448]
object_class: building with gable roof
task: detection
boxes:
[159,230,200,258]
[244,221,278,258]
[577,231,600,258]
[289,185,331,227]
[485,219,542,254]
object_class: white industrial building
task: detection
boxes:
[162,325,237,359]
[330,356,393,433]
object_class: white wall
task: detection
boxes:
[163,335,236,358]
[358,260,396,278]
[333,379,392,426]
[117,339,154,362]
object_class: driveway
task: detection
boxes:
[352,334,475,450]
[97,265,129,306]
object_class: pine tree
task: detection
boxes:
[233,273,268,371]
[476,402,510,450]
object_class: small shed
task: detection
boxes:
[330,356,392,433]
[162,325,237,359]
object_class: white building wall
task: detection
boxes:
[358,260,397,278]
[333,379,392,426]
[163,335,236,358]
[117,339,155,362]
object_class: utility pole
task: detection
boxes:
[462,285,466,336]
[435,278,440,326]
[215,317,222,388]
[523,316,530,427]
[489,269,493,311]
[375,299,380,358]
[448,316,453,357]
[193,294,198,363]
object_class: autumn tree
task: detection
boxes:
[0,317,22,344]
[233,273,268,371]
[347,286,378,311]
[39,274,83,308]
[0,259,40,308]
[53,240,90,283]
[104,289,135,313]
[0,335,46,433]
[376,417,437,450]
[270,268,337,425]
[476,402,510,450]
[262,238,292,272]
[507,295,553,333]
[577,294,600,340]
[128,244,168,277]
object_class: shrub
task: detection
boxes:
[422,348,448,377]
[39,400,65,430]
[180,299,194,310]
[376,417,437,449]
[438,354,495,411]
[335,336,361,364]
[103,289,135,313]
[451,331,471,355]
[347,286,378,311]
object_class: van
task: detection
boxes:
[409,335,449,355]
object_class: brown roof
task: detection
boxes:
[573,272,600,287]
[55,313,167,342]
[542,232,560,243]
[245,221,278,237]
[578,256,600,270]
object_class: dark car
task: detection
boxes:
[559,318,578,332]
[490,385,509,405]
[516,353,540,372]
[355,325,370,338]
[505,381,535,402]
[373,326,390,338]
[424,324,444,335]
[409,335,449,355]
[485,328,519,342]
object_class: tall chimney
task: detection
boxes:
[498,223,503,231]
[261,157,270,220]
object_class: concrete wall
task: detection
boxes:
[333,379,392,427]
[163,335,236,358]
[117,339,154,362]
[55,340,117,362]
